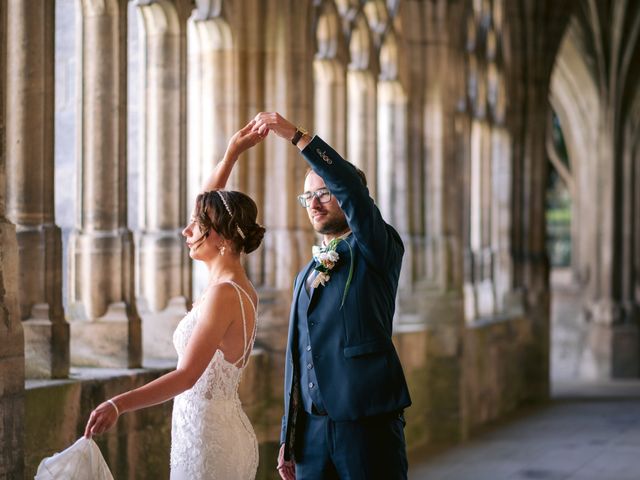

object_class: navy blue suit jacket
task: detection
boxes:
[281,136,412,458]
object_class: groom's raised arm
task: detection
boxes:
[252,111,403,268]
[299,135,403,267]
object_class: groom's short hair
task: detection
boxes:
[305,165,368,188]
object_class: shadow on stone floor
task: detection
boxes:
[408,380,640,480]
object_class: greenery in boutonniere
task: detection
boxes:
[311,236,354,308]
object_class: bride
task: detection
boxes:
[84,120,267,479]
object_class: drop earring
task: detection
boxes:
[218,245,226,256]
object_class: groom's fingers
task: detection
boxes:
[239,119,256,134]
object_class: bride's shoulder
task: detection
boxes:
[197,283,239,317]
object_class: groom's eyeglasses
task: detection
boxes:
[297,188,332,207]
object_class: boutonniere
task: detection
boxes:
[311,233,354,308]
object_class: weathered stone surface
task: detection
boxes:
[2,0,639,478]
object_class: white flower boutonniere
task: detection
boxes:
[311,234,354,308]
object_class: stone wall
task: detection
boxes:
[25,321,540,478]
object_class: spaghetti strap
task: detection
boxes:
[227,281,257,313]
[226,281,258,368]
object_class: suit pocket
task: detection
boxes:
[343,338,393,358]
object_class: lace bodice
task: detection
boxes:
[173,311,247,402]
[170,281,259,480]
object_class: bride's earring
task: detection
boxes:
[218,244,226,256]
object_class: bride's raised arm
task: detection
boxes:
[83,120,266,439]
[200,119,266,193]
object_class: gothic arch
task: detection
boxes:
[314,0,348,152]
[363,0,389,45]
[377,28,408,241]
[347,12,377,194]
[134,0,190,361]
[549,2,640,378]
[187,14,234,295]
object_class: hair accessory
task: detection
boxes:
[107,399,120,417]
[216,191,246,239]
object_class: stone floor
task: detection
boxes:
[408,380,640,480]
[409,271,640,480]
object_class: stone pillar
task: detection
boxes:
[400,1,427,297]
[68,0,141,368]
[378,79,411,291]
[411,0,467,443]
[135,0,190,360]
[229,0,267,288]
[314,59,347,154]
[347,70,377,196]
[581,110,639,379]
[0,0,25,475]
[5,0,69,379]
[377,82,407,227]
[491,126,513,312]
[187,10,236,296]
[262,0,314,291]
[346,15,377,196]
[313,4,347,154]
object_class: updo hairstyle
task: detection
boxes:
[193,190,265,254]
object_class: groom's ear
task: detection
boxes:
[354,166,367,188]
[304,167,313,179]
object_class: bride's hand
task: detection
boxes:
[225,119,267,159]
[84,400,120,438]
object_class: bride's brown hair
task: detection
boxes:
[193,190,265,254]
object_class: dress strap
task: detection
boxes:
[226,281,258,368]
[227,281,258,313]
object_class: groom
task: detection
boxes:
[252,112,412,479]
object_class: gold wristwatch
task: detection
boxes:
[291,126,308,146]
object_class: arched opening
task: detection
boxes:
[347,13,377,196]
[548,4,640,381]
[377,29,410,293]
[314,1,347,153]
[187,13,234,297]
[133,0,190,361]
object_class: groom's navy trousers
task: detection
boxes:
[281,136,412,478]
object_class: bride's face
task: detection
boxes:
[182,213,224,261]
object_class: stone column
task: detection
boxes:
[313,4,347,154]
[314,59,347,153]
[491,126,513,312]
[347,74,377,197]
[5,0,69,379]
[135,0,190,360]
[262,0,315,289]
[548,8,640,380]
[411,0,467,443]
[68,0,141,368]
[231,0,267,287]
[378,79,411,291]
[187,10,236,296]
[346,15,377,195]
[0,0,25,475]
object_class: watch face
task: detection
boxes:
[292,128,307,145]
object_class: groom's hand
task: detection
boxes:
[277,443,296,480]
[252,112,297,140]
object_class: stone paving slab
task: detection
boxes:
[409,381,640,480]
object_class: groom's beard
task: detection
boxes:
[314,213,349,235]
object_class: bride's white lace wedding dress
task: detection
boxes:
[170,281,259,479]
